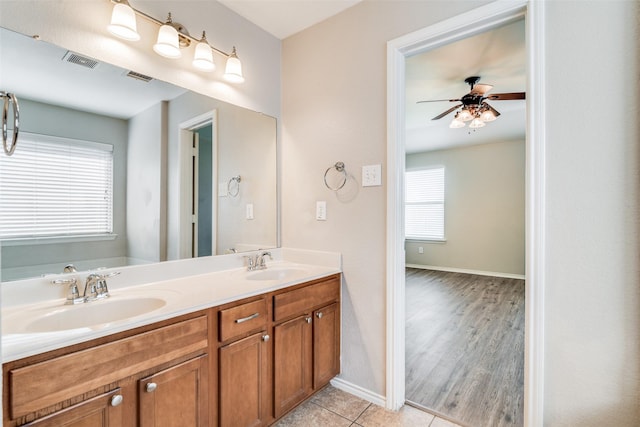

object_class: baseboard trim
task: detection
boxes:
[330,377,386,407]
[406,264,525,280]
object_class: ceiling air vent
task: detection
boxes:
[62,51,99,69]
[126,71,153,83]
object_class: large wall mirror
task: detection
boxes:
[0,27,278,282]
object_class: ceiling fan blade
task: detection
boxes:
[417,98,460,104]
[432,104,462,120]
[487,92,526,101]
[470,83,493,96]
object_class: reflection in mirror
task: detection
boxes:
[0,27,277,282]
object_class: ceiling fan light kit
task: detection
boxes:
[419,75,525,130]
[107,0,244,82]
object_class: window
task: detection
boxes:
[0,133,113,241]
[405,166,445,240]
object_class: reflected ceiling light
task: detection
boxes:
[468,116,486,129]
[106,0,244,83]
[480,108,497,122]
[223,47,245,83]
[108,0,140,41]
[193,31,215,72]
[449,113,465,129]
[457,108,474,122]
[153,13,181,59]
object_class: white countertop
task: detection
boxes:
[1,248,341,363]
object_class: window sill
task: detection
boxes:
[405,238,447,244]
[1,234,118,247]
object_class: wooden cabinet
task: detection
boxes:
[273,276,341,419]
[22,389,124,427]
[3,273,341,427]
[139,355,209,427]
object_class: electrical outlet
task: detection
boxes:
[362,164,382,187]
[246,203,254,220]
[316,201,327,221]
[418,246,424,254]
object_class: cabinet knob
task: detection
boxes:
[110,394,124,407]
[316,312,323,319]
[306,317,312,324]
[146,382,158,393]
[262,334,270,342]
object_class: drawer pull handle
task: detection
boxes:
[262,334,270,342]
[235,312,260,323]
[146,382,158,393]
[111,394,124,407]
[316,312,323,319]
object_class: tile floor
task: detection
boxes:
[274,385,465,427]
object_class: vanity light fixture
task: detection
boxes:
[107,0,244,82]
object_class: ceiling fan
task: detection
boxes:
[417,76,525,129]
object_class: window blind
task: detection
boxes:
[405,167,445,240]
[0,133,113,240]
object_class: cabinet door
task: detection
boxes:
[313,302,340,389]
[273,315,313,419]
[138,355,209,427]
[219,331,269,427]
[24,389,124,427]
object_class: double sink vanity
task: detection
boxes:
[1,249,342,426]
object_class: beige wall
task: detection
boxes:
[283,0,640,425]
[406,140,525,276]
[282,0,492,397]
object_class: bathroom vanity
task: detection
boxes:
[2,253,341,427]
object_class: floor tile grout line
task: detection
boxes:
[352,402,373,424]
[309,400,361,424]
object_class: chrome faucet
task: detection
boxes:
[244,251,273,271]
[52,271,120,305]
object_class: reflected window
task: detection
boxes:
[0,133,113,240]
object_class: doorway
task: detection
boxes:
[179,110,218,259]
[386,2,546,427]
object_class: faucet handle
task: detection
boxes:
[243,255,255,271]
[51,277,85,305]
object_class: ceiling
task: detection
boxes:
[405,19,526,153]
[218,0,362,39]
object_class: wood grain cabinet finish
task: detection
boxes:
[139,355,209,427]
[313,303,340,389]
[219,331,270,427]
[21,389,124,427]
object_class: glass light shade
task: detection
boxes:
[153,24,181,58]
[108,3,140,41]
[224,48,244,83]
[480,109,497,122]
[458,108,474,122]
[469,117,486,128]
[449,116,465,128]
[193,40,215,72]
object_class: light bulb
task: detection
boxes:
[108,2,140,41]
[469,117,486,128]
[224,47,244,83]
[458,108,473,122]
[193,32,215,72]
[449,114,465,128]
[480,109,497,122]
[153,14,181,59]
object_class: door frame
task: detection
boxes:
[385,1,546,426]
[178,110,218,259]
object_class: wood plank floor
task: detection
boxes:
[405,268,525,427]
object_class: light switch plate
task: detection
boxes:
[362,164,382,187]
[246,203,254,220]
[316,201,327,221]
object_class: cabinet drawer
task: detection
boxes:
[219,298,268,342]
[273,275,340,322]
[8,315,208,420]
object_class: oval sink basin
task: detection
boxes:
[246,268,308,281]
[6,297,167,334]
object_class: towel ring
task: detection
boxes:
[324,161,347,191]
[1,91,20,156]
[228,175,241,197]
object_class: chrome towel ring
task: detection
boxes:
[228,175,241,197]
[1,91,20,156]
[324,161,347,191]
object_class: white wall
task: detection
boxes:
[405,140,525,276]
[543,1,640,425]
